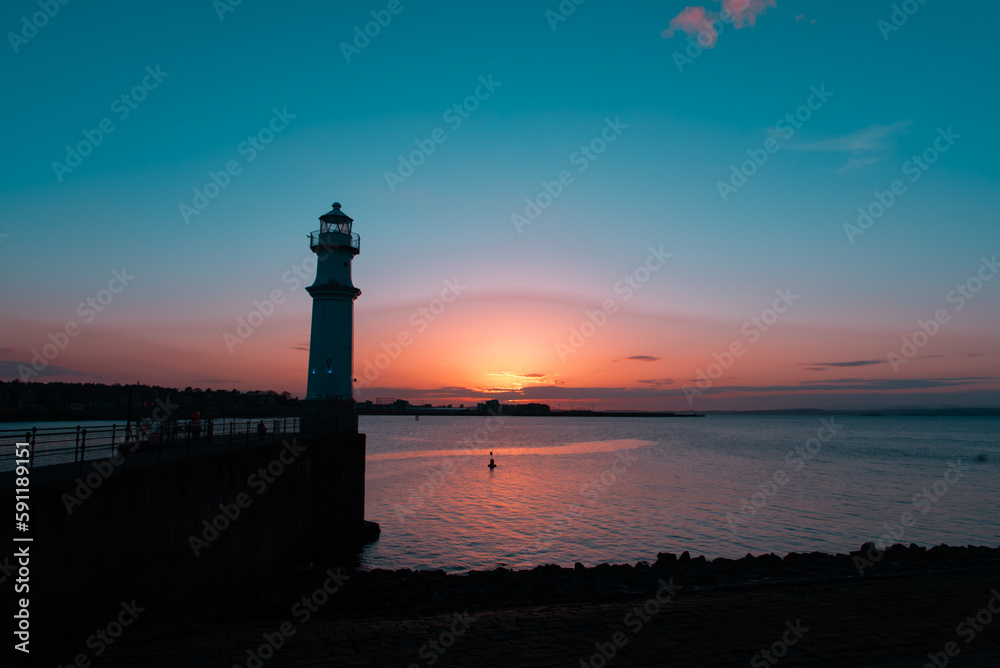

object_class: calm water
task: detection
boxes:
[358,415,1000,572]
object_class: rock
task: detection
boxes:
[654,552,678,569]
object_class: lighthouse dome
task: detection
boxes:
[319,202,353,233]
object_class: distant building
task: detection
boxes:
[358,398,409,415]
[507,403,550,416]
[477,399,500,415]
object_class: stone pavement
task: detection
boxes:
[96,567,1000,667]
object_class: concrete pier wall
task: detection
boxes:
[0,432,370,654]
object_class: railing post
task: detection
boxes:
[246,420,250,446]
[80,429,87,464]
[27,430,35,467]
[111,424,117,457]
[75,425,81,462]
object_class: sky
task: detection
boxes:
[1,0,998,411]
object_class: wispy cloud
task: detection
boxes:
[356,376,993,403]
[723,0,776,28]
[662,0,775,48]
[791,377,992,391]
[0,360,97,379]
[616,355,661,362]
[479,371,553,392]
[662,7,719,46]
[789,121,912,173]
[795,13,817,24]
[802,359,887,370]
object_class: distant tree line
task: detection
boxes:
[0,380,300,422]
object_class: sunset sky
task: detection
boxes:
[1,0,998,410]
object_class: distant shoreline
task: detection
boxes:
[3,406,999,424]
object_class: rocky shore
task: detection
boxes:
[84,543,1000,667]
[228,542,1000,620]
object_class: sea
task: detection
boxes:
[357,415,999,572]
[3,414,997,573]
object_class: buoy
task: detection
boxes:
[488,451,496,469]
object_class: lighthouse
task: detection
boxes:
[302,201,361,435]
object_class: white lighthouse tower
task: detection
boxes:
[303,202,361,434]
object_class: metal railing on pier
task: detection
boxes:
[0,417,299,473]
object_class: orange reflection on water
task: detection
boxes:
[366,438,656,461]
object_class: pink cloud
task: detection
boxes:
[662,1,775,48]
[723,0,776,29]
[661,6,718,48]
